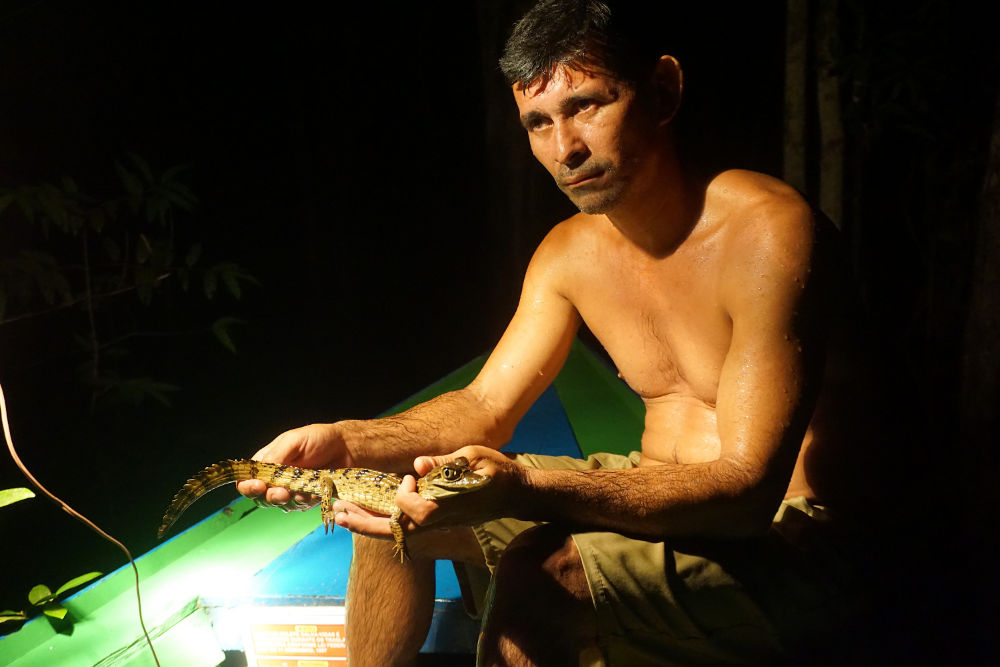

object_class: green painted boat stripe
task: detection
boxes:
[384,341,645,460]
[0,497,317,665]
[553,340,645,458]
[381,355,487,416]
[0,339,646,665]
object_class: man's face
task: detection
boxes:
[513,66,657,215]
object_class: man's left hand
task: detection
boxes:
[332,446,523,540]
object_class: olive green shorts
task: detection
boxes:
[463,452,858,666]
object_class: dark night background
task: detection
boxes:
[1,0,998,663]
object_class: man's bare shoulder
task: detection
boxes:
[522,212,617,305]
[704,170,817,314]
[542,211,607,246]
[707,170,815,269]
[709,169,811,223]
[530,212,609,267]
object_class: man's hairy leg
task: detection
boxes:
[479,525,598,666]
[346,535,432,667]
[346,527,485,667]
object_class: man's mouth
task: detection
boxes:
[562,170,603,188]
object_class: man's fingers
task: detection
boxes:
[332,500,395,538]
[413,445,503,476]
[413,455,443,476]
[396,475,441,525]
[334,511,393,536]
[237,478,267,498]
[239,479,318,512]
[412,450,473,476]
[400,474,418,494]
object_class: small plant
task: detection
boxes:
[0,487,34,508]
[0,487,102,629]
[0,154,256,409]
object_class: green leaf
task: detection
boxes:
[145,194,169,227]
[184,243,203,268]
[211,317,244,354]
[222,267,242,299]
[28,584,54,606]
[115,160,143,201]
[136,234,152,264]
[126,152,155,186]
[161,163,189,182]
[42,603,68,620]
[103,236,121,262]
[0,487,35,508]
[143,383,179,407]
[88,207,107,234]
[99,376,179,408]
[15,250,72,305]
[161,181,198,211]
[36,184,72,232]
[54,571,102,597]
[13,187,39,225]
[203,266,218,299]
[0,610,28,624]
[135,267,156,305]
[145,238,172,269]
[207,261,259,301]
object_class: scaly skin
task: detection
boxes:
[158,457,491,560]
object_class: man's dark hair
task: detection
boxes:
[499,0,662,91]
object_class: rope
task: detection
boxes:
[0,380,160,666]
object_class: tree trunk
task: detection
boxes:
[783,0,809,194]
[962,87,1000,437]
[816,0,844,228]
[960,81,1000,662]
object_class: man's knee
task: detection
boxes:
[482,526,595,651]
[479,526,597,664]
[492,524,591,605]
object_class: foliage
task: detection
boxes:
[0,487,34,508]
[0,489,102,628]
[0,573,103,627]
[0,154,256,408]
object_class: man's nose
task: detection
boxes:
[554,121,588,169]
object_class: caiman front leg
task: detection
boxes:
[320,474,335,534]
[390,508,409,562]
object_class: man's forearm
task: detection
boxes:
[338,388,509,473]
[517,459,779,540]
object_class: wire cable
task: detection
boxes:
[0,380,160,666]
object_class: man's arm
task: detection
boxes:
[396,198,823,540]
[238,226,581,504]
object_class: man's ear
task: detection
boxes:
[652,55,683,126]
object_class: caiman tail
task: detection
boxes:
[157,459,273,538]
[158,456,491,559]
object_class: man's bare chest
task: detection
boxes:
[567,251,733,403]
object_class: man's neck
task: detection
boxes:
[603,144,701,258]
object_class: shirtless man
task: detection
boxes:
[239,1,865,664]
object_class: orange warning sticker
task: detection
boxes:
[243,606,347,666]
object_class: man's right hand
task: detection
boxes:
[236,423,350,512]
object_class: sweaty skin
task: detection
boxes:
[309,62,856,545]
[239,61,862,549]
[236,57,866,667]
